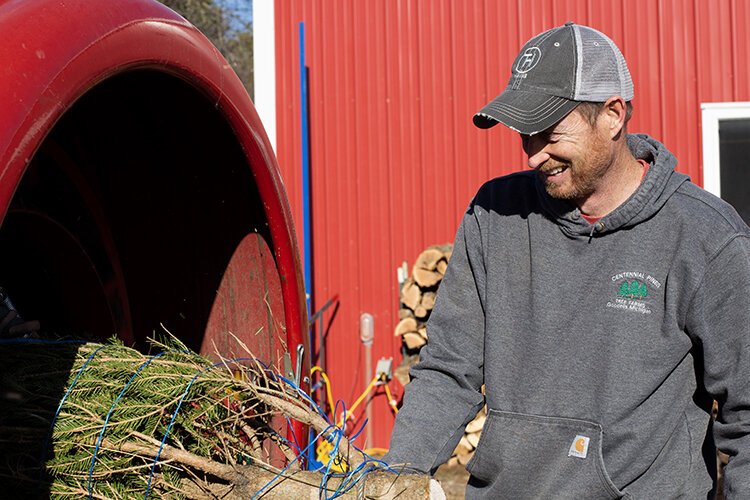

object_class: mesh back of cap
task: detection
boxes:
[573,26,634,101]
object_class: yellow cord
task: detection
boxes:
[337,375,379,428]
[311,367,399,469]
[311,366,400,420]
[311,366,334,414]
[383,381,399,414]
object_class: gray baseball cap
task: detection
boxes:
[473,22,634,135]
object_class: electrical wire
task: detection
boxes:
[337,375,379,429]
[383,381,399,415]
[311,365,334,413]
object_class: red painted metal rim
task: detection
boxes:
[0,0,308,448]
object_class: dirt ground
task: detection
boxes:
[434,464,470,499]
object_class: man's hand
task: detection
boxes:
[0,309,40,338]
[429,478,447,500]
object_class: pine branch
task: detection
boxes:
[102,437,240,483]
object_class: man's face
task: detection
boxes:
[521,108,612,204]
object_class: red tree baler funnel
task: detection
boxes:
[0,0,307,438]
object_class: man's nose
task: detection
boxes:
[524,136,550,169]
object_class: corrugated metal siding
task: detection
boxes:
[274,0,750,447]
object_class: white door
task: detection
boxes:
[701,102,750,224]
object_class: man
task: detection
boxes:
[0,286,39,338]
[385,23,750,498]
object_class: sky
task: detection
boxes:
[221,0,252,26]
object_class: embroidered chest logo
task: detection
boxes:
[607,271,661,315]
[618,280,648,299]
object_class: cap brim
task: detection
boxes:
[473,91,579,135]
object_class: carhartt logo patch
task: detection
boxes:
[568,435,590,459]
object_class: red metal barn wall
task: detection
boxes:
[273,0,750,448]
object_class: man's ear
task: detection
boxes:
[602,96,627,138]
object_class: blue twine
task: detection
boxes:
[144,354,399,500]
[311,396,401,499]
[246,368,377,499]
[347,417,368,443]
[317,400,351,499]
[277,374,333,427]
[4,338,394,498]
[319,429,345,497]
[266,422,302,455]
[333,398,347,433]
[144,356,271,498]
[285,415,302,454]
[25,340,398,499]
[323,448,402,500]
[334,462,377,498]
[88,350,178,498]
[38,343,106,482]
[143,357,209,499]
[250,424,335,500]
[327,419,376,498]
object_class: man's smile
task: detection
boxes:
[542,165,568,177]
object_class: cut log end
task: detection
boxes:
[412,267,442,288]
[400,279,422,311]
[402,332,426,350]
[394,317,419,337]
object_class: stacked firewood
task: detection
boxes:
[393,244,452,353]
[393,244,487,466]
[447,409,486,467]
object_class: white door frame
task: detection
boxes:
[701,102,750,197]
[253,0,276,152]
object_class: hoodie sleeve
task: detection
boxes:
[383,200,487,473]
[686,234,750,497]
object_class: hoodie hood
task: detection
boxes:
[537,134,690,238]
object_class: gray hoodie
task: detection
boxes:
[385,135,750,499]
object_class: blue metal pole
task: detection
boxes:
[299,21,324,471]
[299,22,312,318]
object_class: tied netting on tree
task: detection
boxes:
[0,337,430,499]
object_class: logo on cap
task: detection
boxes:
[515,47,541,74]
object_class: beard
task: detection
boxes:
[540,161,608,200]
[538,138,611,202]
